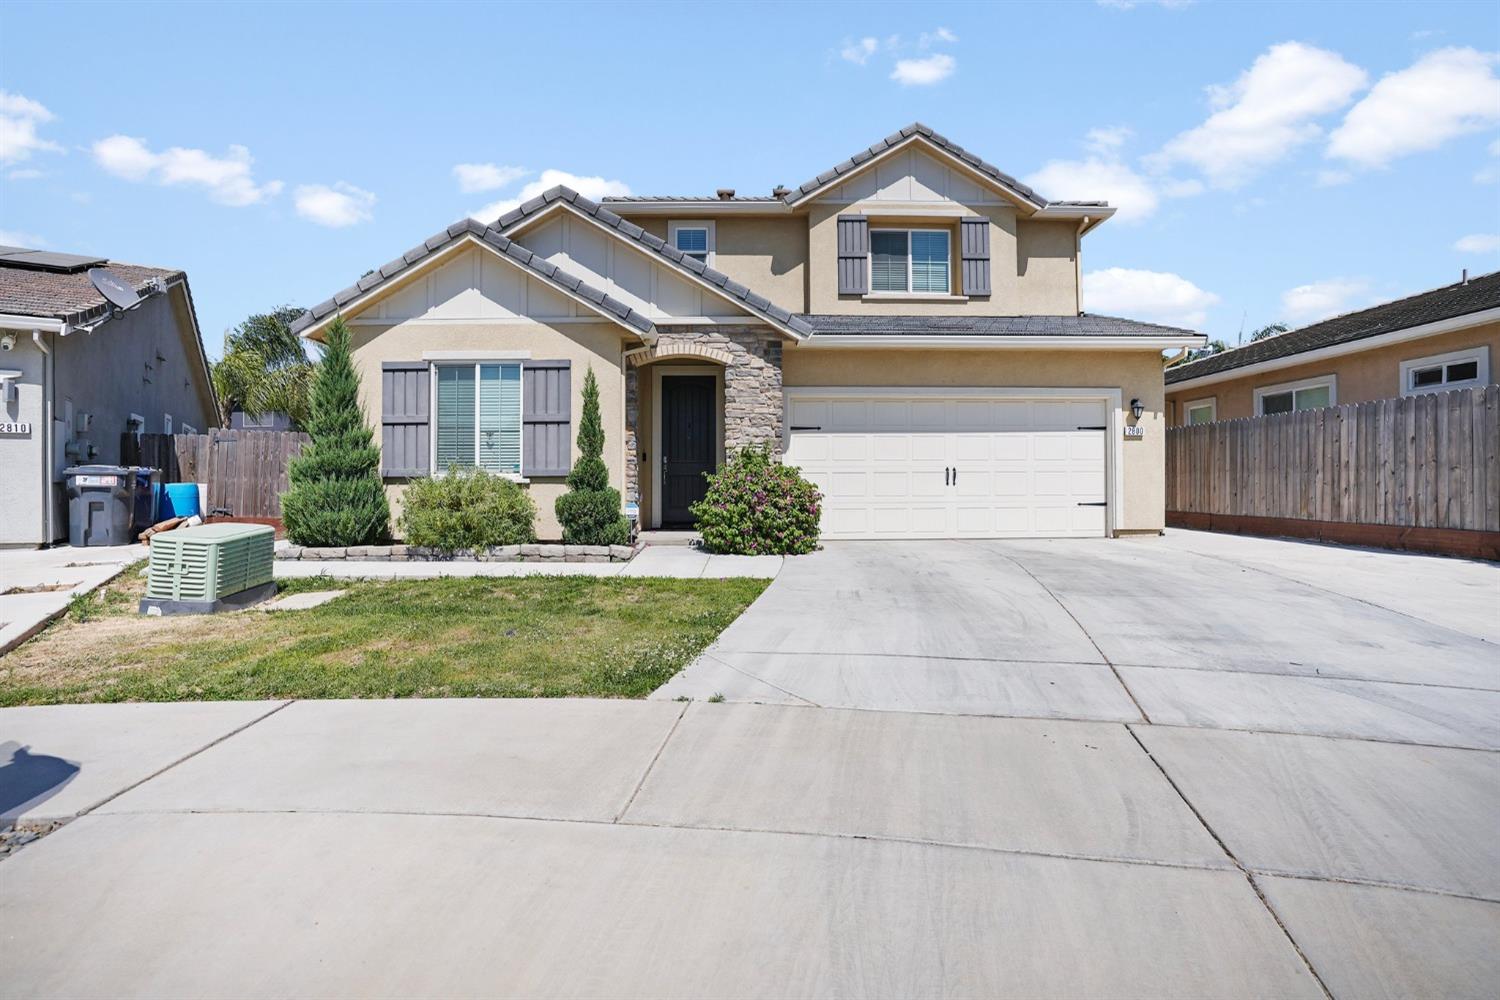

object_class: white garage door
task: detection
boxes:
[784,392,1109,540]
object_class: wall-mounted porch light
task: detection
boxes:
[1129,398,1144,421]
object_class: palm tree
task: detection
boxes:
[211,306,318,427]
[1249,322,1290,343]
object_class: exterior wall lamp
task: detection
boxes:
[1130,398,1144,421]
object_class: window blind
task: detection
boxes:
[478,363,522,474]
[910,231,949,293]
[436,365,476,470]
[870,231,908,292]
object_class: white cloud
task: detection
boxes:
[452,162,528,193]
[0,90,62,166]
[92,135,283,206]
[294,182,376,227]
[1157,177,1204,197]
[1281,278,1369,322]
[1082,267,1220,327]
[0,228,46,248]
[840,36,879,65]
[919,27,957,48]
[470,168,632,222]
[1097,0,1196,9]
[1454,233,1500,254]
[1085,125,1132,154]
[1328,48,1500,168]
[891,53,955,86]
[1026,157,1160,224]
[6,167,43,180]
[1149,42,1367,188]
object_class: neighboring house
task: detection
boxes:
[291,123,1204,541]
[1166,271,1500,426]
[0,246,217,547]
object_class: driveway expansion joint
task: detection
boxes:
[695,650,823,707]
[613,701,689,822]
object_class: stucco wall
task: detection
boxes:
[782,346,1167,532]
[348,319,631,541]
[0,333,47,546]
[1165,321,1500,425]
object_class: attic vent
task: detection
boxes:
[716,188,735,200]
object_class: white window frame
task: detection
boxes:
[667,220,715,268]
[127,413,145,440]
[428,361,527,481]
[163,413,172,435]
[868,227,952,295]
[181,424,198,436]
[1254,375,1337,416]
[1183,398,1216,425]
[1399,345,1489,397]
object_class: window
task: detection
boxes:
[668,221,715,266]
[1184,399,1216,425]
[870,229,950,294]
[127,413,145,440]
[1399,346,1489,397]
[163,413,172,435]
[433,363,522,475]
[1255,376,1335,416]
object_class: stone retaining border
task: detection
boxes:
[277,543,639,564]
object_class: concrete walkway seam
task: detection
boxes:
[1123,724,1336,1000]
[612,701,689,823]
[695,650,823,707]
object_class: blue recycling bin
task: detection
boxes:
[159,482,201,519]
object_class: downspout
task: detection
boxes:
[32,329,54,544]
[1074,217,1090,314]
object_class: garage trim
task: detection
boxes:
[782,385,1125,536]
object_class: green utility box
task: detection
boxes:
[141,523,277,615]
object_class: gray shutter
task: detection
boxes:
[836,214,869,295]
[960,217,991,296]
[381,362,429,477]
[522,360,571,477]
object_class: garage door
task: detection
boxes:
[784,392,1109,539]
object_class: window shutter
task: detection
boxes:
[836,214,869,295]
[522,360,571,477]
[380,362,429,477]
[960,217,991,296]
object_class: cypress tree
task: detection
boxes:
[280,317,391,546]
[554,366,630,545]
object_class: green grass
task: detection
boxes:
[0,573,767,706]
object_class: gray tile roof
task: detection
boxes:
[492,186,815,337]
[1165,270,1500,384]
[0,252,184,326]
[602,195,782,203]
[782,122,1049,209]
[289,218,656,337]
[798,313,1203,338]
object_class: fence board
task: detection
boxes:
[122,430,309,519]
[1165,387,1497,533]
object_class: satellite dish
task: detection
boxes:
[88,268,141,311]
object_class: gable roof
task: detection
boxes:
[0,250,183,327]
[290,218,656,339]
[492,186,815,338]
[1166,270,1500,385]
[780,122,1048,210]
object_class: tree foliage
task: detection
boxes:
[555,367,631,546]
[211,305,317,427]
[1249,322,1290,343]
[280,318,390,546]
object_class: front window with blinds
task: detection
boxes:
[434,363,522,475]
[870,229,950,294]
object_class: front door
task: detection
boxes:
[661,375,716,525]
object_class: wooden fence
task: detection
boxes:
[121,429,310,518]
[1166,385,1499,540]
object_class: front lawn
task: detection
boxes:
[0,569,766,705]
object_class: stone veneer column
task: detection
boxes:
[652,326,785,458]
[623,367,639,502]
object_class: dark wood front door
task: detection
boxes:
[661,375,716,525]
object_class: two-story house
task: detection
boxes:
[291,124,1204,540]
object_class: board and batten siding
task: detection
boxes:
[1165,385,1499,533]
[381,362,430,476]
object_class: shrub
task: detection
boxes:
[555,367,631,546]
[691,446,822,555]
[398,468,536,553]
[281,317,391,546]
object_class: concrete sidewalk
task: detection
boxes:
[2,698,1496,997]
[274,544,783,581]
[0,545,142,654]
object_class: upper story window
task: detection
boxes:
[1184,399,1216,425]
[1256,376,1335,416]
[668,221,715,266]
[1400,346,1489,397]
[870,228,950,294]
[434,362,522,476]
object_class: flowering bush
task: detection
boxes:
[691,446,822,555]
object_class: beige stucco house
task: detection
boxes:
[292,124,1204,541]
[1166,271,1500,427]
[0,246,216,547]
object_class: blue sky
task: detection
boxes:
[2,0,1498,356]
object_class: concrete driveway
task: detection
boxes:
[2,530,1497,997]
[654,531,1500,750]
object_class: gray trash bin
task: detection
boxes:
[63,465,137,546]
